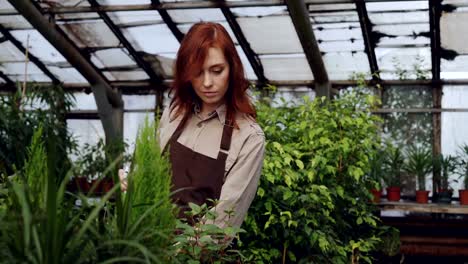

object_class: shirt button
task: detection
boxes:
[197,123,203,128]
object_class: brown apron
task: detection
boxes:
[164,116,233,220]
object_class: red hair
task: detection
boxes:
[170,22,256,128]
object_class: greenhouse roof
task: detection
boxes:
[1,0,467,95]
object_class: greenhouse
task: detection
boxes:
[1,0,468,263]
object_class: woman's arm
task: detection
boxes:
[212,132,266,228]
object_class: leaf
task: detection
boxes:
[295,160,304,170]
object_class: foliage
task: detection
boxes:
[457,144,468,190]
[0,127,119,264]
[382,146,405,187]
[91,117,177,262]
[433,154,458,191]
[75,138,129,181]
[172,201,245,263]
[240,87,389,263]
[0,84,76,180]
[405,145,432,191]
[367,149,387,190]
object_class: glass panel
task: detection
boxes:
[232,6,287,17]
[309,3,355,12]
[323,52,371,80]
[107,11,162,26]
[58,20,120,48]
[168,8,225,23]
[1,61,44,75]
[311,12,359,23]
[366,1,428,12]
[318,40,364,53]
[123,95,156,110]
[123,24,180,54]
[98,0,151,4]
[271,86,316,107]
[103,70,149,81]
[11,30,67,63]
[91,48,136,68]
[314,26,362,42]
[373,23,429,37]
[376,47,432,80]
[48,67,88,84]
[260,54,313,81]
[378,36,429,47]
[124,112,154,155]
[440,12,468,54]
[70,92,97,110]
[178,22,238,45]
[0,0,15,11]
[0,41,25,61]
[140,52,175,78]
[0,15,32,29]
[236,15,303,54]
[8,73,52,82]
[39,0,90,7]
[441,56,468,79]
[368,11,428,24]
[67,119,105,156]
[235,46,256,80]
[442,0,468,7]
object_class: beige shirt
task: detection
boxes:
[158,104,265,228]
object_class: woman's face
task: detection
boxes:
[191,47,230,113]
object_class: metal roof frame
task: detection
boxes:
[286,0,330,98]
[355,0,379,80]
[7,0,124,144]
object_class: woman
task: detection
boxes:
[124,22,265,229]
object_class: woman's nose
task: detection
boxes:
[203,73,213,88]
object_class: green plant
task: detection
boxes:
[0,84,76,180]
[240,86,388,263]
[368,149,387,190]
[172,201,245,263]
[0,127,120,263]
[457,144,468,190]
[91,117,177,262]
[434,154,458,191]
[405,145,432,191]
[383,146,405,187]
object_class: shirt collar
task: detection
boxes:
[193,103,226,124]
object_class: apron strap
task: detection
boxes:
[220,119,234,152]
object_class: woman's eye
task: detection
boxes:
[212,68,223,74]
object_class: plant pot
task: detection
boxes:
[437,189,453,204]
[459,189,468,205]
[370,189,382,203]
[101,179,114,193]
[415,190,430,204]
[75,177,90,193]
[386,186,401,202]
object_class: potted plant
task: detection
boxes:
[434,154,458,204]
[74,139,128,194]
[405,145,432,203]
[383,146,405,202]
[457,144,468,205]
[368,149,386,203]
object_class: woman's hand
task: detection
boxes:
[118,169,128,192]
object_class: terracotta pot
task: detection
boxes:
[415,190,430,204]
[75,177,90,193]
[101,179,114,193]
[386,186,401,202]
[459,189,468,205]
[370,189,382,203]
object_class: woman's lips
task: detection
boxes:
[203,92,217,97]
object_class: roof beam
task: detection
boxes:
[429,0,442,81]
[89,0,166,88]
[218,1,268,87]
[0,71,15,87]
[286,0,330,98]
[355,0,379,80]
[8,0,123,142]
[35,0,431,14]
[151,0,184,43]
[0,24,60,84]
